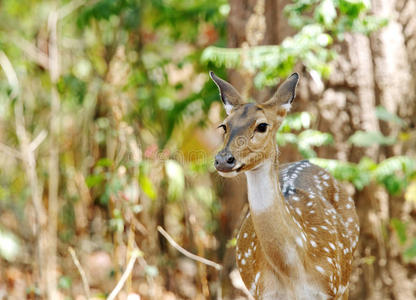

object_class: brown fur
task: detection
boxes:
[212,73,359,299]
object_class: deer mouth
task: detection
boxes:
[235,163,245,172]
[217,163,246,178]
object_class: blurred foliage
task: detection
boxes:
[0,0,229,297]
[0,226,20,262]
[390,218,416,262]
[0,0,415,298]
[280,108,416,263]
[202,0,387,87]
[203,24,335,87]
[285,0,388,37]
[276,107,416,196]
[348,130,396,147]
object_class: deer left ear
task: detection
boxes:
[264,73,299,112]
[210,71,244,115]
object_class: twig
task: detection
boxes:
[68,247,90,299]
[0,50,47,226]
[4,42,48,299]
[29,130,48,152]
[107,249,141,300]
[0,51,20,98]
[11,37,49,70]
[0,143,22,159]
[46,9,60,300]
[157,226,223,270]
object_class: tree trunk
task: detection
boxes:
[225,0,416,298]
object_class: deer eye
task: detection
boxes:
[218,124,227,133]
[255,123,268,133]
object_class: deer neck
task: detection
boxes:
[245,152,304,275]
[245,149,285,215]
[245,156,281,213]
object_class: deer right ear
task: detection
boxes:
[210,71,243,115]
[264,73,299,112]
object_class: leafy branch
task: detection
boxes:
[202,0,386,87]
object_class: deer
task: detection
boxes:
[210,71,359,300]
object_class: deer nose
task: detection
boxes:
[215,150,236,172]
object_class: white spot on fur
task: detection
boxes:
[255,272,261,284]
[296,237,304,247]
[281,103,292,111]
[327,257,333,264]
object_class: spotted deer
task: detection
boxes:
[210,72,359,299]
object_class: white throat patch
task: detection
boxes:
[245,160,277,213]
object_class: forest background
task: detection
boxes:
[1,0,416,299]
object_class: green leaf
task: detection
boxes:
[201,46,241,68]
[280,112,312,131]
[298,129,333,147]
[310,158,371,189]
[375,106,405,126]
[276,132,298,146]
[226,238,237,248]
[189,158,215,174]
[85,174,105,188]
[298,146,317,158]
[362,255,376,265]
[381,175,404,195]
[403,239,416,262]
[338,0,368,18]
[315,0,337,26]
[390,218,407,245]
[138,162,157,200]
[297,130,334,157]
[374,156,416,190]
[202,25,334,87]
[57,74,87,105]
[145,265,159,277]
[165,160,185,202]
[195,186,214,207]
[58,276,72,290]
[96,158,113,167]
[348,130,396,147]
[375,156,416,177]
[139,174,156,200]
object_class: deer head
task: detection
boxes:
[210,71,299,177]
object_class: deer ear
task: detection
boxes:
[210,71,243,115]
[264,73,299,112]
